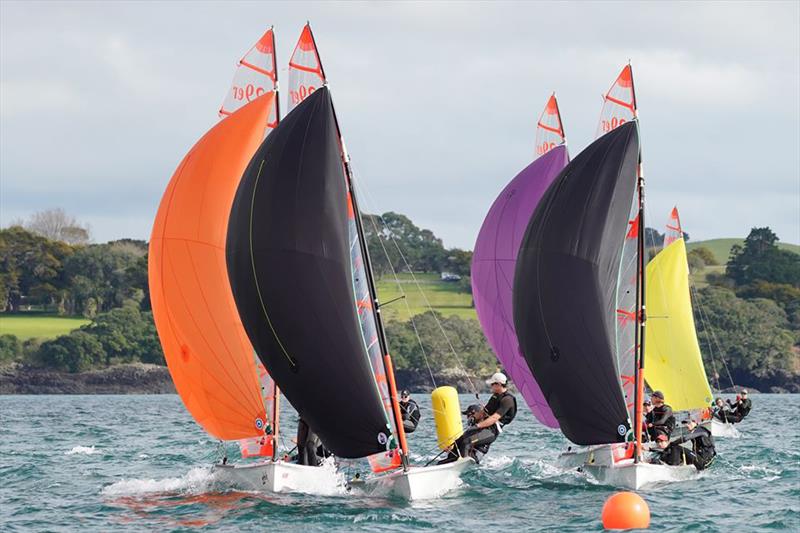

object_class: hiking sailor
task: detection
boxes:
[645,390,675,440]
[651,419,716,471]
[399,390,421,433]
[712,398,733,423]
[439,372,517,464]
[726,390,752,423]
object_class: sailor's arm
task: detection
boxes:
[475,412,501,429]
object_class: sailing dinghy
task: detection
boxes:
[472,94,569,429]
[649,208,740,439]
[221,24,473,501]
[514,65,697,489]
[150,28,343,494]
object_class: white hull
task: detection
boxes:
[212,459,344,495]
[558,444,697,490]
[711,419,741,438]
[350,458,475,500]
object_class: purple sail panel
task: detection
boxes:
[471,145,568,429]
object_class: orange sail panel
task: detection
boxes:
[663,206,683,249]
[220,29,279,130]
[535,93,566,157]
[596,64,637,138]
[149,93,275,441]
[287,24,326,113]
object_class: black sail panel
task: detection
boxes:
[513,121,639,445]
[226,87,391,458]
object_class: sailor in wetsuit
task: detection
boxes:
[439,372,517,464]
[726,390,752,423]
[712,398,733,423]
[296,418,330,466]
[645,390,675,440]
[651,420,716,471]
[399,390,421,433]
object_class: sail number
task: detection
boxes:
[600,116,626,133]
[232,84,266,102]
[289,84,317,105]
[536,142,556,156]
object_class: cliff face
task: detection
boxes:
[0,363,175,394]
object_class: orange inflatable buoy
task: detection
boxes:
[602,491,650,530]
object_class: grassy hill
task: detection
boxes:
[687,238,800,264]
[375,272,476,321]
[0,315,91,340]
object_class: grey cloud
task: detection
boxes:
[1,1,798,248]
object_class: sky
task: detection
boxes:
[1,1,798,249]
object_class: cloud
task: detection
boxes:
[1,1,798,248]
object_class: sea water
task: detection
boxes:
[1,394,797,531]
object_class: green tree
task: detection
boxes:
[0,226,73,311]
[37,331,104,372]
[0,334,22,361]
[726,227,800,287]
[695,286,796,388]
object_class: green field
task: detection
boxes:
[0,315,90,340]
[687,238,800,265]
[375,272,476,321]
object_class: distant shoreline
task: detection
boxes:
[0,363,777,395]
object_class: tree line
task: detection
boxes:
[1,212,798,391]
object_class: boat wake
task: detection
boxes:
[101,466,216,498]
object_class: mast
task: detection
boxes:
[302,23,408,467]
[270,26,281,460]
[629,64,646,462]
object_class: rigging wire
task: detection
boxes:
[349,166,479,397]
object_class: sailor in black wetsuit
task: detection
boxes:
[399,390,421,433]
[296,418,330,466]
[645,390,675,440]
[712,398,733,423]
[726,390,752,423]
[439,372,517,464]
[652,420,716,471]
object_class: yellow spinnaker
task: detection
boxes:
[645,239,713,411]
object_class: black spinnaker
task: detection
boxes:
[513,121,640,445]
[226,87,393,459]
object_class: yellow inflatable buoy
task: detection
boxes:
[601,491,650,529]
[431,386,463,449]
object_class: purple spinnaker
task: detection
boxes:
[471,145,568,429]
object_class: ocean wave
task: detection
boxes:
[101,466,215,497]
[65,445,99,455]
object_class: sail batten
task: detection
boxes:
[287,24,326,113]
[535,94,566,156]
[220,29,279,129]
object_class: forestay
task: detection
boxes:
[149,94,275,441]
[513,122,640,445]
[287,24,326,113]
[220,29,279,131]
[226,88,394,459]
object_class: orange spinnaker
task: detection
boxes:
[149,93,275,440]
